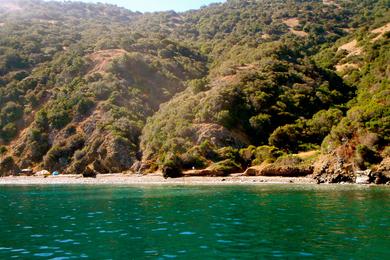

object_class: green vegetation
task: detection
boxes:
[0,0,388,177]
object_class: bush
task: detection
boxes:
[0,146,7,155]
[76,98,94,115]
[48,109,71,129]
[253,146,284,165]
[0,156,18,176]
[1,123,17,142]
[188,78,209,93]
[208,159,242,176]
[180,150,207,169]
[355,145,382,169]
[161,153,183,178]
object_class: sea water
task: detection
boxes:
[0,185,389,259]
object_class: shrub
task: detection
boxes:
[180,150,207,169]
[0,156,18,176]
[208,159,242,176]
[355,144,382,169]
[76,98,94,115]
[161,153,183,178]
[1,123,17,142]
[253,146,284,165]
[188,78,209,93]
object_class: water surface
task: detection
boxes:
[0,185,389,259]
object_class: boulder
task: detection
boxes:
[35,170,51,176]
[244,166,263,176]
[356,175,370,184]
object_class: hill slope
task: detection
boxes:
[0,0,388,183]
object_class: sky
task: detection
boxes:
[64,0,225,12]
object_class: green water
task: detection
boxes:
[0,185,389,259]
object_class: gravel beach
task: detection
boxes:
[0,174,317,185]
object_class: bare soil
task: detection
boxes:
[87,49,128,74]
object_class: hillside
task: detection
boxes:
[0,0,389,183]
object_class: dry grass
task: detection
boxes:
[335,63,359,73]
[297,150,320,160]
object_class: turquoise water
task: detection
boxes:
[0,185,389,259]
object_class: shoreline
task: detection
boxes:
[0,174,320,185]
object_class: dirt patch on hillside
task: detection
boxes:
[323,0,341,8]
[283,18,300,28]
[87,49,128,74]
[213,75,238,87]
[371,23,390,42]
[290,29,308,37]
[338,39,363,57]
[283,18,308,37]
[193,123,250,148]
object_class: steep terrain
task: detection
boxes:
[0,0,388,183]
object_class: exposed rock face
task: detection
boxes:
[98,136,134,173]
[244,165,264,176]
[130,161,142,174]
[194,123,249,148]
[313,155,355,183]
[314,155,390,184]
[372,157,390,184]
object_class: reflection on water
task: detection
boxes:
[0,185,389,259]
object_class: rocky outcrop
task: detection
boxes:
[244,165,265,176]
[313,155,390,184]
[193,123,249,148]
[313,155,355,183]
[372,157,390,184]
[244,163,312,177]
